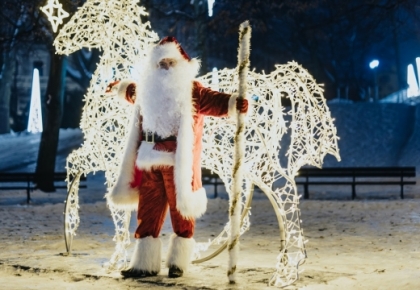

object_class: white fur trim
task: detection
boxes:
[188,58,201,77]
[228,93,239,118]
[117,79,136,102]
[129,237,162,273]
[106,105,141,211]
[166,234,195,271]
[136,141,175,170]
[176,187,207,220]
[174,98,200,219]
[151,42,187,65]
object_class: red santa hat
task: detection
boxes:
[158,36,191,60]
[150,36,200,75]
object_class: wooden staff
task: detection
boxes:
[228,20,251,283]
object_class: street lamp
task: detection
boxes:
[369,59,379,69]
[369,59,380,101]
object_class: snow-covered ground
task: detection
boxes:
[1,182,419,290]
[1,105,420,290]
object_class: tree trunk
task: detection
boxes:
[194,1,208,75]
[0,50,16,134]
[392,20,403,91]
[34,1,78,191]
[34,47,67,191]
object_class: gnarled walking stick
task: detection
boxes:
[228,20,251,283]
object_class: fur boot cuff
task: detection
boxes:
[129,237,162,273]
[166,234,195,271]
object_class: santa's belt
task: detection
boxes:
[142,131,177,143]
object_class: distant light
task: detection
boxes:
[407,64,419,98]
[27,69,43,133]
[207,0,215,17]
[369,59,379,69]
[415,57,420,85]
[211,67,219,91]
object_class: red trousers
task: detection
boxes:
[134,166,195,239]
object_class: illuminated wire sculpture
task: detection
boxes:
[54,1,340,287]
[198,64,340,286]
[53,0,158,269]
[40,0,70,33]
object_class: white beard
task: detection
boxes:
[137,60,198,138]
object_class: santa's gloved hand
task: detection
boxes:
[105,80,137,105]
[105,80,120,94]
[236,97,248,113]
[125,83,136,104]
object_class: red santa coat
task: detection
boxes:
[107,80,238,219]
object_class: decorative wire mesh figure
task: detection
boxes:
[197,64,340,286]
[53,0,158,269]
[54,1,340,286]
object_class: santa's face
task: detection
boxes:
[138,54,196,137]
[158,58,177,70]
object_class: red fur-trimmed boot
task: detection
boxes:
[166,234,195,278]
[121,236,161,278]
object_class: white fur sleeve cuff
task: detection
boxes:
[105,181,139,211]
[176,187,207,219]
[117,79,137,101]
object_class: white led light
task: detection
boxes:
[211,67,219,91]
[40,0,70,33]
[369,59,379,69]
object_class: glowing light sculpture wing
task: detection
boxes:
[198,62,340,287]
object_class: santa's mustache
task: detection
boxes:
[151,58,195,75]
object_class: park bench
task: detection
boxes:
[0,172,87,203]
[201,168,264,198]
[202,168,223,198]
[295,167,416,199]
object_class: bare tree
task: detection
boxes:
[35,0,83,191]
[62,48,100,128]
[207,0,420,100]
[0,1,44,134]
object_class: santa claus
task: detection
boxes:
[106,36,248,278]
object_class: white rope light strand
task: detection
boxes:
[54,0,158,270]
[228,20,251,283]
